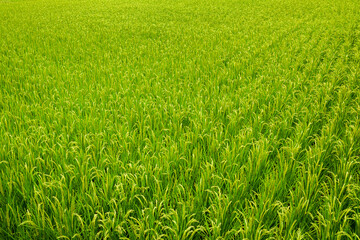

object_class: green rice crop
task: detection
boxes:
[1,0,360,239]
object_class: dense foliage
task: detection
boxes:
[1,0,360,239]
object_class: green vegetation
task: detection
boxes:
[1,0,360,239]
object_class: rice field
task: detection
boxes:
[1,0,360,239]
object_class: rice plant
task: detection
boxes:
[1,0,359,239]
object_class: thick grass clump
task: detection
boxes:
[1,0,360,239]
